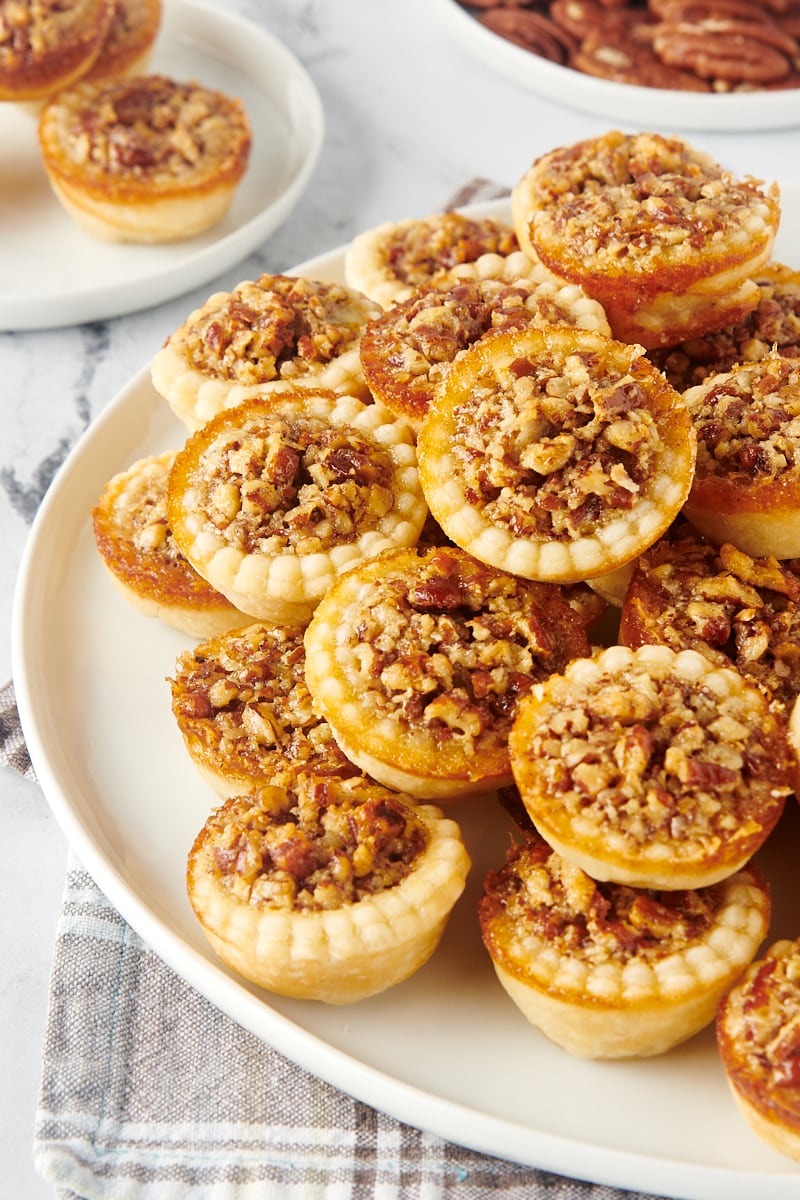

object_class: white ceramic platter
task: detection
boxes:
[0,0,323,331]
[434,0,800,133]
[13,194,800,1199]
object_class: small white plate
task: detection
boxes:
[0,0,323,331]
[435,0,800,133]
[13,194,800,1199]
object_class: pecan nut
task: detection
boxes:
[478,7,578,63]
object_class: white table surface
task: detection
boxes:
[2,3,798,1196]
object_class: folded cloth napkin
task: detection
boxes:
[1,680,659,1200]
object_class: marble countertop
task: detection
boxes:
[2,2,798,1195]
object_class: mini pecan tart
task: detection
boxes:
[511,130,780,349]
[683,353,800,560]
[620,525,800,709]
[479,830,770,1059]
[343,210,520,309]
[651,262,800,395]
[92,451,246,638]
[151,274,380,432]
[169,621,357,799]
[0,0,113,102]
[38,72,251,243]
[186,766,471,1004]
[166,389,427,627]
[509,644,792,890]
[303,545,591,800]
[81,0,162,82]
[416,324,695,585]
[717,937,800,1160]
[359,273,610,432]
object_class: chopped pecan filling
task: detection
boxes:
[193,413,396,555]
[53,73,249,185]
[205,771,428,911]
[532,132,771,270]
[338,549,585,754]
[170,624,353,775]
[384,212,518,289]
[0,0,107,66]
[450,347,662,539]
[482,833,723,965]
[626,529,800,706]
[727,941,800,1099]
[687,354,800,478]
[651,266,800,393]
[180,276,375,386]
[527,659,789,848]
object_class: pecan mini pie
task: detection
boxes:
[717,937,800,1161]
[0,0,113,102]
[359,272,609,432]
[683,352,800,559]
[416,324,695,585]
[509,643,792,890]
[38,73,251,242]
[92,451,246,638]
[186,765,471,1004]
[169,621,357,799]
[511,130,780,349]
[652,262,800,395]
[620,525,800,709]
[166,389,427,627]
[151,275,381,432]
[81,0,162,82]
[344,210,520,309]
[303,544,591,800]
[479,830,770,1059]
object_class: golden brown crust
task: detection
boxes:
[303,544,591,799]
[511,131,780,349]
[169,621,358,798]
[509,644,791,889]
[91,451,247,638]
[717,937,800,1160]
[186,766,471,1003]
[417,323,696,584]
[0,0,113,101]
[619,525,800,709]
[480,830,770,1058]
[81,0,162,82]
[683,353,800,558]
[38,73,251,242]
[151,275,380,430]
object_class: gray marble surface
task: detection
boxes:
[1,2,798,1195]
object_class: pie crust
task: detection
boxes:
[480,831,770,1059]
[651,262,800,395]
[151,275,381,432]
[683,353,800,559]
[186,766,471,1004]
[511,130,780,349]
[81,0,162,82]
[359,271,609,432]
[717,937,800,1161]
[169,620,357,799]
[416,324,696,584]
[166,389,427,627]
[344,210,520,308]
[509,643,791,890]
[38,72,251,243]
[91,450,246,638]
[302,544,591,799]
[0,0,113,102]
[620,524,800,709]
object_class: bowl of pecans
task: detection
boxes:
[435,0,800,130]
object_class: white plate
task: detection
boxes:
[434,0,800,133]
[0,0,323,332]
[13,195,800,1200]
